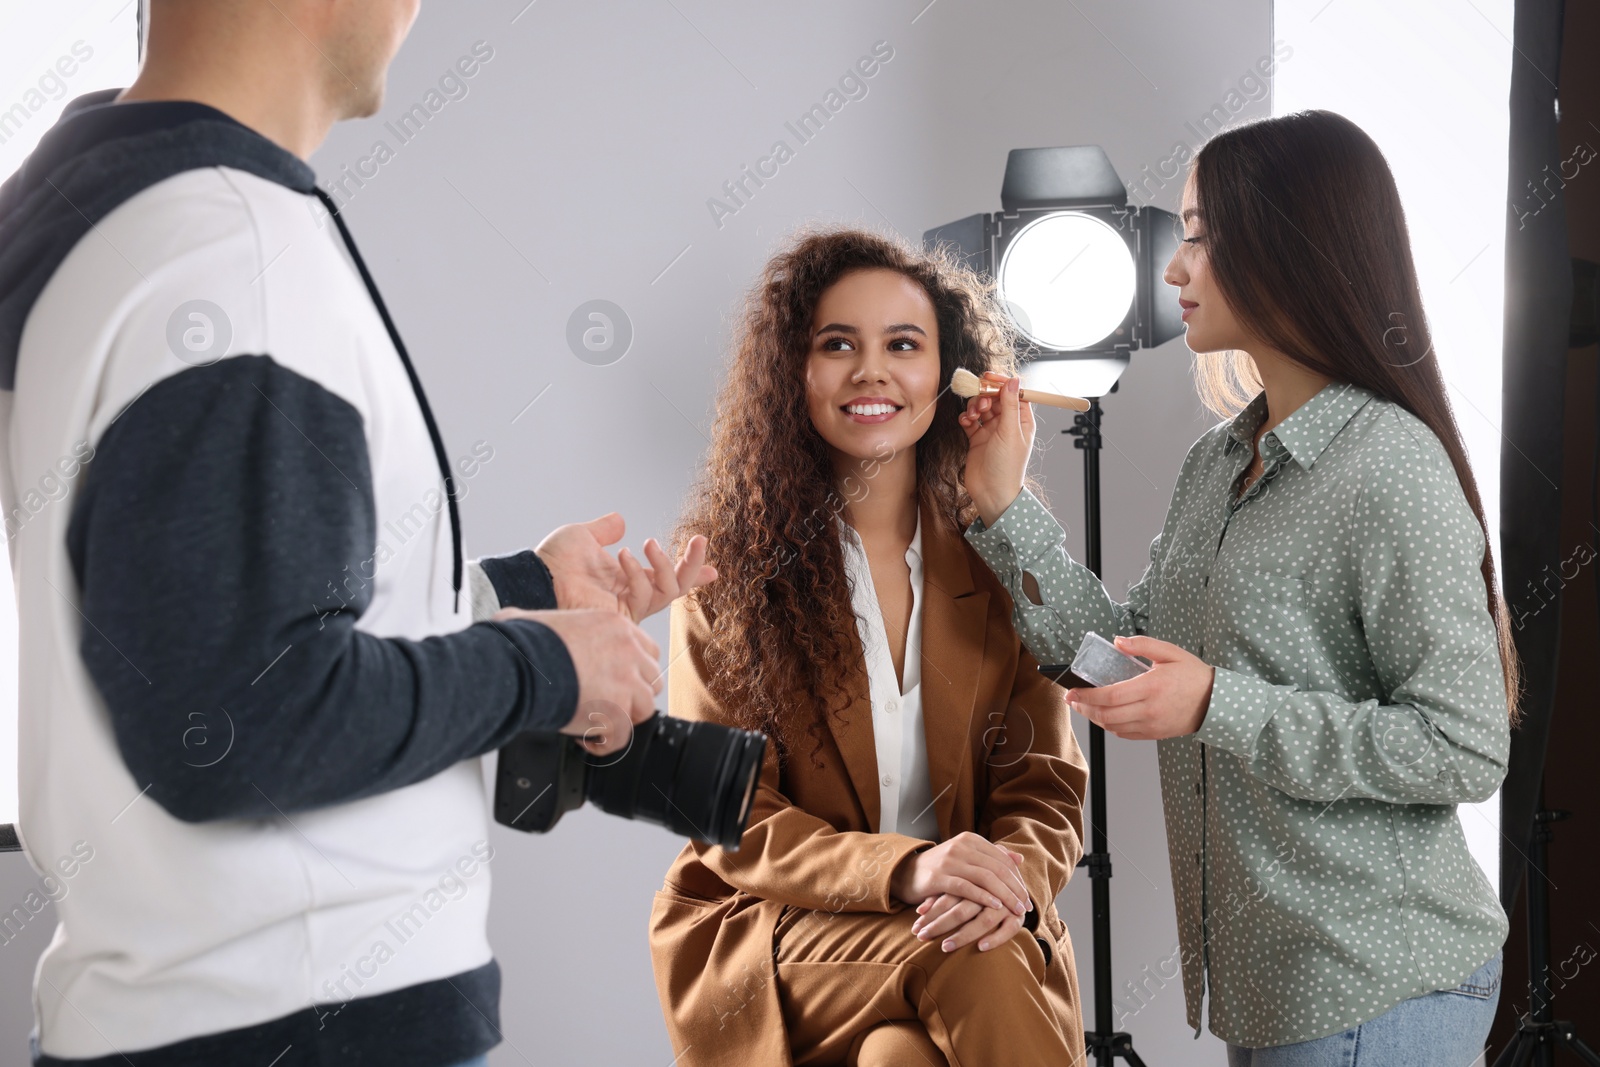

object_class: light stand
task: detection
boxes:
[1492,789,1600,1067]
[1068,392,1149,1067]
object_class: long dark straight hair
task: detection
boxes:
[1190,109,1520,719]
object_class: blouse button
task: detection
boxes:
[886,699,898,713]
[882,774,895,788]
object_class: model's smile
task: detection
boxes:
[842,395,904,423]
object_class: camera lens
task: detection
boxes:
[494,713,766,849]
[589,714,766,848]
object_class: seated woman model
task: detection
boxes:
[648,228,1090,1067]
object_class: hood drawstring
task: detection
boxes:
[313,187,463,613]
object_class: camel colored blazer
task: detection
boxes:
[648,496,1089,1067]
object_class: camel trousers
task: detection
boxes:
[772,903,1081,1067]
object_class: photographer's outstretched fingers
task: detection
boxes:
[537,512,716,619]
[617,532,715,622]
[520,513,718,754]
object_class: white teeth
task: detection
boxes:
[846,403,897,416]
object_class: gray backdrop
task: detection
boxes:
[0,0,1273,1061]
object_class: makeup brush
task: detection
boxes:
[950,368,1090,412]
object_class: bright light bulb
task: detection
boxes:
[997,212,1136,351]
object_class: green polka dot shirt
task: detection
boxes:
[964,382,1510,1047]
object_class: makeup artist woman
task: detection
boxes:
[959,110,1515,1067]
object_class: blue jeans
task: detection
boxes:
[443,1058,489,1067]
[1226,952,1502,1067]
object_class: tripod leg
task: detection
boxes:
[1491,1032,1537,1067]
[1119,1048,1150,1067]
[1556,1029,1600,1067]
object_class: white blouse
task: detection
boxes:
[838,510,939,841]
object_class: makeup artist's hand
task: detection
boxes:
[960,372,1036,528]
[890,832,1032,918]
[1066,635,1216,740]
[535,513,717,621]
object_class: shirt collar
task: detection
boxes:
[839,503,924,566]
[838,508,928,585]
[1225,381,1376,471]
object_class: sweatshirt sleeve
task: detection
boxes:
[66,354,579,823]
[467,550,559,620]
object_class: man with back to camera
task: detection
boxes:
[0,1,717,1064]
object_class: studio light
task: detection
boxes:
[1000,213,1135,351]
[925,145,1182,399]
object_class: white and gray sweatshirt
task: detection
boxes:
[0,91,578,1065]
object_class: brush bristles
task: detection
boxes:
[949,367,985,398]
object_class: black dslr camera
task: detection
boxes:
[493,713,766,850]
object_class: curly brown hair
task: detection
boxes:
[669,226,1032,764]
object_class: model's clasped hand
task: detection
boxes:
[891,832,1034,953]
[1066,634,1215,740]
[494,513,718,756]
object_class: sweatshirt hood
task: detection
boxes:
[0,90,315,390]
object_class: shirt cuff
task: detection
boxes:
[465,561,500,622]
[964,488,1063,581]
[475,550,558,613]
[1193,667,1288,758]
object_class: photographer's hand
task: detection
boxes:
[959,372,1036,528]
[490,607,661,755]
[615,530,716,622]
[536,513,716,620]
